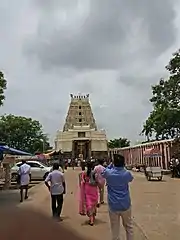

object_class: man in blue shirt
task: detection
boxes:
[102,154,133,240]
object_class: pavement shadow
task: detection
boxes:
[147,179,167,182]
[0,184,38,209]
[98,209,108,214]
[94,218,107,225]
[61,216,70,221]
[0,190,20,208]
[81,218,107,226]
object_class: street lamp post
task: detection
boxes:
[40,139,45,153]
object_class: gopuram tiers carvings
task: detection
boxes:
[63,94,97,131]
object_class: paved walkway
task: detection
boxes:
[19,169,179,240]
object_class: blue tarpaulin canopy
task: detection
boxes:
[0,145,32,156]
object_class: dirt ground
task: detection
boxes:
[18,169,146,240]
[130,173,180,240]
[5,168,179,240]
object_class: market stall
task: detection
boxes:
[0,145,32,189]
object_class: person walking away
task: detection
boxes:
[170,156,178,178]
[45,163,66,221]
[64,159,68,170]
[176,158,180,177]
[103,160,108,168]
[59,159,65,173]
[78,167,86,216]
[94,159,105,206]
[68,158,71,168]
[75,158,78,167]
[18,160,31,203]
[72,159,75,170]
[102,154,133,240]
[79,161,99,226]
[81,159,86,171]
[50,163,63,173]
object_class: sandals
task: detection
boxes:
[79,212,86,216]
[89,222,94,226]
[88,215,95,226]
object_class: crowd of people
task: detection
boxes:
[17,155,134,240]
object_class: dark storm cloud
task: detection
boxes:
[34,0,79,10]
[0,0,179,144]
[26,0,176,71]
[118,74,162,89]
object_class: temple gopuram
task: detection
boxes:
[54,94,108,159]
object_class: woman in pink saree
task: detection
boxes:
[79,161,98,226]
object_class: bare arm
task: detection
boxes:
[44,173,51,191]
[128,171,133,182]
[62,174,66,194]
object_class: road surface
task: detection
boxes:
[0,181,41,208]
[3,169,179,239]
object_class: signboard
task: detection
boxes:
[143,148,162,157]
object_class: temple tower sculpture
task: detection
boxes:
[63,94,97,131]
[55,94,108,159]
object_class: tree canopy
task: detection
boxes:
[108,137,130,148]
[142,49,180,140]
[0,71,7,106]
[0,114,50,153]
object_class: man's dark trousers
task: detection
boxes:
[51,194,63,217]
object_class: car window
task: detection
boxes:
[16,163,23,167]
[39,162,48,167]
[28,162,42,168]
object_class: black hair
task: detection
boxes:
[98,159,104,165]
[113,154,125,167]
[86,161,94,177]
[53,162,59,170]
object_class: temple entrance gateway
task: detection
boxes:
[73,140,91,159]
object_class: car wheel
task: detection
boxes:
[43,172,49,180]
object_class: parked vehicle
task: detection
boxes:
[11,160,52,181]
[143,148,163,181]
[145,166,163,181]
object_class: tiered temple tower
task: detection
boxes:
[55,94,108,159]
[63,94,97,131]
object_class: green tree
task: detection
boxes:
[0,71,7,106]
[0,114,50,153]
[142,49,180,140]
[108,137,130,148]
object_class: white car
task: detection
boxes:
[11,160,52,181]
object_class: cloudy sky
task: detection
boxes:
[0,0,180,145]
